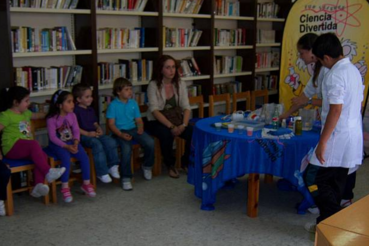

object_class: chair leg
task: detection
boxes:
[152,138,161,176]
[264,174,273,184]
[43,180,50,206]
[175,138,182,169]
[86,149,96,189]
[5,178,14,216]
[49,159,57,204]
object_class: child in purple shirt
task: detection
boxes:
[46,90,96,203]
[72,84,119,183]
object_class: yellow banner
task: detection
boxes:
[280,0,369,110]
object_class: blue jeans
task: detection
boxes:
[80,135,119,177]
[113,128,154,180]
[48,140,90,183]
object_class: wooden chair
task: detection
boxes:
[189,95,204,118]
[251,90,269,111]
[232,91,251,112]
[208,93,231,117]
[4,119,50,216]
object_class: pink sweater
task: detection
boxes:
[47,112,80,147]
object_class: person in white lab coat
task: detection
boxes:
[303,33,363,233]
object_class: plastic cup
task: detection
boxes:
[228,124,235,133]
[215,122,222,131]
[237,125,244,134]
[246,127,254,136]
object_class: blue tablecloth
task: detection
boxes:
[188,116,320,213]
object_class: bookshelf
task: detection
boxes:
[0,0,292,116]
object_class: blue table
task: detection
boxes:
[188,116,320,217]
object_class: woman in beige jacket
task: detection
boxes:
[146,55,193,178]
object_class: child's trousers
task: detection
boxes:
[47,140,90,183]
[6,139,50,184]
[80,135,119,177]
[0,160,11,201]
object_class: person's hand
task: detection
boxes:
[89,131,97,137]
[171,126,181,136]
[177,125,185,135]
[65,145,78,154]
[279,112,289,120]
[315,142,326,164]
[137,127,144,135]
[96,127,103,136]
[291,96,309,107]
[121,133,132,141]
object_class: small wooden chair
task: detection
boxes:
[232,91,251,112]
[208,93,231,117]
[251,90,269,110]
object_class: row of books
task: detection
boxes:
[214,28,246,46]
[187,84,202,97]
[10,0,79,9]
[179,57,201,77]
[98,59,153,84]
[256,30,275,44]
[257,2,279,18]
[213,81,242,95]
[215,0,240,16]
[97,28,145,49]
[255,75,278,90]
[214,56,243,74]
[14,65,83,91]
[255,50,280,69]
[11,26,76,53]
[96,0,148,11]
[163,0,204,14]
[164,27,202,48]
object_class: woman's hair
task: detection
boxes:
[297,33,320,88]
[112,77,132,97]
[151,55,180,90]
[72,83,91,100]
[46,90,72,119]
[0,86,30,112]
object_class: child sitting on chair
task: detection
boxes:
[106,78,155,191]
[72,84,120,183]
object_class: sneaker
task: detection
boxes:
[46,167,66,183]
[340,199,353,208]
[97,174,112,183]
[307,206,320,215]
[81,184,96,197]
[122,181,133,191]
[109,165,120,179]
[0,200,5,216]
[304,222,316,233]
[142,168,152,180]
[61,188,73,203]
[31,183,50,198]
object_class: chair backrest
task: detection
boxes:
[251,90,269,110]
[189,95,204,118]
[232,91,251,112]
[30,119,47,138]
[208,93,231,117]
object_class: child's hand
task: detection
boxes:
[96,127,103,136]
[120,133,132,141]
[89,131,97,137]
[64,145,78,154]
[137,127,144,135]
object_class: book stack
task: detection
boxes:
[178,57,201,77]
[215,0,240,16]
[255,49,280,69]
[257,2,280,18]
[14,65,83,91]
[214,56,243,74]
[256,30,275,44]
[163,0,204,14]
[96,0,148,11]
[214,28,246,46]
[254,75,278,90]
[99,94,113,122]
[98,59,153,84]
[10,0,79,9]
[133,91,147,105]
[187,84,202,97]
[97,28,145,49]
[164,27,203,47]
[213,81,241,95]
[11,26,76,53]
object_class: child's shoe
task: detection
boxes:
[340,199,352,208]
[0,200,5,216]
[142,168,152,180]
[31,183,50,198]
[46,167,66,183]
[81,184,96,197]
[97,174,112,183]
[304,222,316,233]
[109,165,120,179]
[122,181,133,191]
[61,188,73,203]
[307,206,320,215]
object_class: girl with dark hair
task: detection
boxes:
[0,86,65,215]
[46,90,96,202]
[146,55,193,178]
